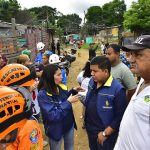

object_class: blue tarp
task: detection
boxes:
[86,37,93,44]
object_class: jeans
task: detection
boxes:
[49,126,74,150]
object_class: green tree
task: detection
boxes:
[86,6,103,24]
[15,9,37,25]
[29,6,57,25]
[102,0,126,26]
[85,0,126,26]
[84,6,103,35]
[84,0,126,35]
[0,0,20,22]
[45,23,63,38]
[124,0,150,34]
[57,14,82,34]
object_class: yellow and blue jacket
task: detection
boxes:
[37,84,77,141]
[85,75,127,131]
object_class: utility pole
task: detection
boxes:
[46,9,49,29]
[11,18,17,52]
[84,10,86,24]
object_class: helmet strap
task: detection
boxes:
[0,109,32,133]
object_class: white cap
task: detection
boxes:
[36,42,45,51]
[49,54,61,64]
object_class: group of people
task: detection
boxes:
[84,35,150,150]
[0,34,150,150]
[50,40,61,55]
[0,40,82,150]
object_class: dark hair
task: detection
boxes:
[89,43,94,46]
[105,43,109,48]
[38,64,60,94]
[43,53,50,59]
[26,63,37,79]
[91,56,111,73]
[22,44,28,48]
[82,61,91,78]
[107,44,120,53]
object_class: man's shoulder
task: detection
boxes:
[120,62,131,71]
[104,79,125,97]
[89,78,124,91]
[113,62,129,70]
[112,62,133,77]
[111,78,124,89]
[19,119,40,134]
[89,78,94,85]
[103,78,125,96]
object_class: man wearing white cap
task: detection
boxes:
[34,42,46,64]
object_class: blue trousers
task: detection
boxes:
[49,126,74,150]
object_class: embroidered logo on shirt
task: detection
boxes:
[102,100,112,109]
[30,129,38,144]
[106,100,109,107]
[144,95,150,103]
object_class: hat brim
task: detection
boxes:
[21,79,35,87]
[50,60,61,64]
[122,44,146,51]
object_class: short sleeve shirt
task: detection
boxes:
[114,78,150,150]
[111,62,137,90]
[77,71,84,84]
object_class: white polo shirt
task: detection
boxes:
[114,78,150,150]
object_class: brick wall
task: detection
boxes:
[0,21,54,63]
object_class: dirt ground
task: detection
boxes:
[41,48,91,150]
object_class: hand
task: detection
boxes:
[67,94,79,104]
[97,132,107,145]
[73,86,85,92]
[29,81,39,92]
[36,71,43,77]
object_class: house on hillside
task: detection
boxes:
[94,26,121,44]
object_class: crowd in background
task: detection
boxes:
[0,35,150,150]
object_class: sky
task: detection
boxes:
[17,0,137,21]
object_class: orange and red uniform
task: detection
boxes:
[6,119,43,150]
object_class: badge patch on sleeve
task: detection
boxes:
[144,95,150,103]
[30,129,38,144]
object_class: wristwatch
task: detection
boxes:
[102,131,108,137]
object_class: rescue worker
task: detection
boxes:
[34,42,46,64]
[0,63,48,147]
[0,86,43,150]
